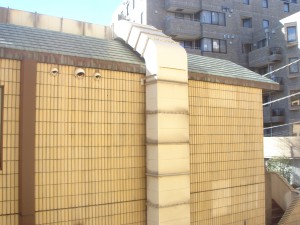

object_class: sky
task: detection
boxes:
[0,0,122,25]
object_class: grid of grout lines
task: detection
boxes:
[189,81,266,225]
[0,59,20,225]
[35,63,146,225]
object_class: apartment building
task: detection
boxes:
[261,12,300,136]
[112,0,300,136]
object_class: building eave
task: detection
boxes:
[189,71,280,91]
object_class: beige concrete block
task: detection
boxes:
[143,39,187,81]
[146,83,158,110]
[147,175,190,205]
[146,82,189,112]
[147,204,190,225]
[147,144,190,174]
[147,114,189,143]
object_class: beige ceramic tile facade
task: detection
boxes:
[0,59,20,225]
[35,64,146,225]
[189,81,265,225]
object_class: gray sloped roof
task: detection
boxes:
[188,54,276,84]
[0,23,277,88]
[0,23,144,65]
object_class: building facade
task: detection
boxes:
[261,12,300,137]
[112,0,300,137]
[0,8,281,225]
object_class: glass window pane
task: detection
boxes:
[262,0,268,8]
[287,26,297,42]
[212,39,220,52]
[218,13,226,26]
[284,3,289,12]
[201,11,212,24]
[211,12,219,25]
[243,18,252,28]
[220,40,227,53]
[201,38,212,52]
[263,20,269,28]
[289,57,299,73]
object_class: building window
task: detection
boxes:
[257,38,267,49]
[289,57,299,73]
[290,90,300,107]
[242,18,252,28]
[242,43,252,54]
[287,26,297,42]
[180,40,193,49]
[243,0,250,5]
[201,38,227,53]
[0,87,2,170]
[262,0,268,8]
[284,3,290,12]
[175,12,184,19]
[263,20,269,28]
[200,11,225,26]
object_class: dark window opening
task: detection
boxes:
[242,18,252,28]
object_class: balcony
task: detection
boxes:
[164,17,201,40]
[165,0,201,13]
[263,107,285,124]
[270,76,284,91]
[249,47,282,68]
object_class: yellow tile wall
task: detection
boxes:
[35,64,146,225]
[0,59,20,225]
[189,81,265,225]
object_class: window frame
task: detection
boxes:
[175,12,184,19]
[289,89,300,109]
[243,0,250,5]
[0,86,3,170]
[200,10,226,26]
[289,57,299,74]
[201,38,227,53]
[287,26,297,42]
[242,18,252,28]
[262,0,268,8]
[284,2,290,12]
[263,20,269,29]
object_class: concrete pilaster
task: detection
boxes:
[145,77,190,225]
[114,20,190,225]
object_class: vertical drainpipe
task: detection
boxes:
[114,21,190,225]
[19,59,37,225]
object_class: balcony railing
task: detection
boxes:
[249,47,282,68]
[164,16,201,40]
[165,0,201,13]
